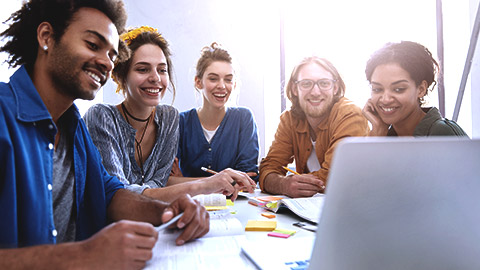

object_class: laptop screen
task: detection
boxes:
[310,137,480,270]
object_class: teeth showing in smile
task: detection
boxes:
[213,93,227,98]
[144,88,160,94]
[308,99,322,105]
[381,106,395,112]
[85,71,101,83]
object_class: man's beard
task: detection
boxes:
[47,43,104,101]
[300,96,336,120]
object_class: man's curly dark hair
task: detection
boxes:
[0,0,128,71]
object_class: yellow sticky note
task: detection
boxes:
[205,206,228,211]
[245,220,277,231]
[226,199,234,206]
[273,228,296,235]
[266,201,278,208]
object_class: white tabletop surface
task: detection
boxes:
[145,190,317,270]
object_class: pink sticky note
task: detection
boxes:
[268,232,291,238]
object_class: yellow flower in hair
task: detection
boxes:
[112,73,122,94]
[120,26,164,45]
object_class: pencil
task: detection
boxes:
[201,167,218,174]
[201,166,237,186]
[283,166,326,190]
[201,167,257,190]
[283,166,300,175]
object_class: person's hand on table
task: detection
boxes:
[281,174,325,198]
[199,168,256,201]
[161,194,210,245]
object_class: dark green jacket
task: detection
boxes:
[387,107,468,137]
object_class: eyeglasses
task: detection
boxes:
[295,79,337,92]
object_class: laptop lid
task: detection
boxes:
[309,137,480,270]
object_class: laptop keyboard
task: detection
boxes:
[285,259,310,270]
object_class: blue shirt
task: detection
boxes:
[177,107,259,180]
[0,66,124,248]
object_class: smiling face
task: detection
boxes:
[370,63,427,127]
[293,62,338,125]
[124,44,168,108]
[196,61,235,109]
[47,7,119,101]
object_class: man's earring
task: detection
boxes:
[43,45,48,51]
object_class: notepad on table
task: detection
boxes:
[192,194,228,211]
[245,220,277,231]
[250,194,325,224]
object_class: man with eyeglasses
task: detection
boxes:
[259,56,368,198]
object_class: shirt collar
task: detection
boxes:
[414,107,439,136]
[10,66,52,122]
[295,116,310,134]
[11,66,82,124]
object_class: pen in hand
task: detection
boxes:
[156,212,184,232]
[201,167,236,186]
[200,166,219,175]
[282,166,300,175]
[282,166,326,190]
[200,167,256,190]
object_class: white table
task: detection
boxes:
[145,191,316,270]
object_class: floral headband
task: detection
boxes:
[120,26,165,45]
[113,26,166,93]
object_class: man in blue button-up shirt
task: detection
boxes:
[0,0,209,268]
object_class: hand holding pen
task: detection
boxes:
[282,166,326,194]
[201,167,256,200]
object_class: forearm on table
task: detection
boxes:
[107,189,167,225]
[263,173,287,195]
[143,180,206,203]
[0,242,86,269]
[167,176,202,185]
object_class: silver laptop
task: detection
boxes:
[310,137,480,270]
[243,137,480,270]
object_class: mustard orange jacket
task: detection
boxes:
[259,97,369,191]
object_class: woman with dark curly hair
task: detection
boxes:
[363,41,467,137]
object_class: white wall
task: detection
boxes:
[111,0,279,159]
[1,1,478,160]
[471,0,480,138]
[0,1,22,83]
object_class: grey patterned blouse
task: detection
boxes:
[83,103,179,194]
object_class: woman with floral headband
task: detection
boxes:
[177,43,260,181]
[84,27,255,202]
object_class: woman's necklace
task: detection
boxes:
[121,102,155,180]
[121,102,151,122]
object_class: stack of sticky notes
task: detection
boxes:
[245,220,277,231]
[248,196,283,207]
[267,228,296,238]
[261,213,276,219]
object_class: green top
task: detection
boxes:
[387,107,468,137]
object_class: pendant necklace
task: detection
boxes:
[121,102,154,180]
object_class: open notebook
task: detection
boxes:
[243,137,480,270]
